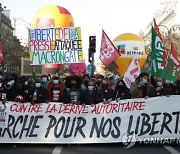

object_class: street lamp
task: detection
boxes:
[170,24,180,34]
[157,24,170,37]
[158,24,180,58]
[158,24,180,37]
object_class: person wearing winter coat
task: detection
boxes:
[130,72,156,99]
[81,79,103,105]
[28,78,48,104]
[47,75,65,102]
[114,79,131,101]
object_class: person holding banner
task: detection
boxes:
[154,77,171,97]
[28,78,48,104]
[62,76,82,104]
[81,74,90,92]
[47,75,65,102]
[114,79,131,101]
[40,72,49,89]
[13,79,26,103]
[99,78,115,104]
[24,78,35,102]
[164,80,176,95]
[130,72,156,99]
[4,76,16,101]
[81,79,103,105]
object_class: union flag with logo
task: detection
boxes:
[99,30,120,66]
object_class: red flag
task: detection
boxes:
[99,30,120,66]
[178,72,180,80]
[170,42,180,68]
[153,18,163,41]
[0,43,4,61]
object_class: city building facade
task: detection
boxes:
[12,18,31,47]
[0,3,13,33]
[144,0,180,44]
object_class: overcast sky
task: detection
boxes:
[1,0,165,62]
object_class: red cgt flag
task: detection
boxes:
[99,30,120,66]
[170,42,180,68]
[0,43,4,61]
[153,18,163,41]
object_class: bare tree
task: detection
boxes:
[0,26,29,73]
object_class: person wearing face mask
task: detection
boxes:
[130,72,156,99]
[163,80,176,95]
[13,79,26,103]
[47,75,65,102]
[41,72,49,89]
[81,74,90,92]
[24,78,35,102]
[99,78,115,104]
[96,75,104,90]
[114,79,131,101]
[29,78,48,104]
[155,77,171,96]
[80,79,103,105]
[4,76,16,101]
[62,76,82,104]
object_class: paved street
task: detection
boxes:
[0,143,180,154]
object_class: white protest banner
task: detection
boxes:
[0,103,8,128]
[0,95,180,144]
[123,56,140,89]
[29,27,84,65]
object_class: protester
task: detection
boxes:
[114,79,131,101]
[0,76,6,102]
[4,76,16,101]
[41,72,49,89]
[47,75,65,102]
[96,75,104,89]
[81,79,103,105]
[24,78,35,102]
[81,73,90,92]
[154,77,171,96]
[109,76,117,90]
[13,78,26,103]
[62,75,82,104]
[28,78,48,104]
[0,71,179,104]
[99,78,115,104]
[130,72,156,98]
[164,80,176,95]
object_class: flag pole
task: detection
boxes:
[102,30,131,72]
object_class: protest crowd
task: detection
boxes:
[0,71,180,105]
